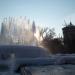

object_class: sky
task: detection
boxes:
[0,0,75,36]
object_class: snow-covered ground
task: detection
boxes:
[16,54,75,75]
[1,65,75,75]
[24,65,75,75]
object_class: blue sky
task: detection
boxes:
[0,0,75,36]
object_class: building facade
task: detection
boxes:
[62,22,75,53]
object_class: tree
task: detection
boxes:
[41,27,64,54]
[39,27,55,40]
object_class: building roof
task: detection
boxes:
[62,22,75,30]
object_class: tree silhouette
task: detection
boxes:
[41,28,64,54]
[39,27,55,40]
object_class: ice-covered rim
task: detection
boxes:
[0,45,49,58]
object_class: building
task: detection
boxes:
[62,22,75,53]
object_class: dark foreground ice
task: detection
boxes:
[0,65,75,75]
[0,46,75,75]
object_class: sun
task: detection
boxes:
[34,29,43,41]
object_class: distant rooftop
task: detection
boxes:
[63,22,75,30]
